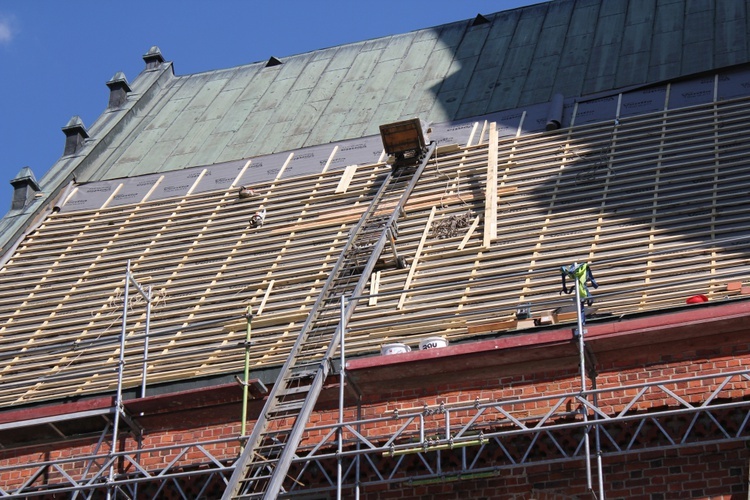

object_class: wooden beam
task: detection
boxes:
[398,206,436,310]
[458,215,481,251]
[369,271,381,306]
[483,122,498,247]
[335,165,358,193]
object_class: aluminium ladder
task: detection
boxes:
[223,142,437,499]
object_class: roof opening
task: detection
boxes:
[266,56,283,68]
[472,14,490,26]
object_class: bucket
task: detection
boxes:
[381,343,411,356]
[419,336,448,350]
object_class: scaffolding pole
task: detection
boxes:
[572,262,603,499]
[108,260,132,498]
[241,306,253,440]
[338,295,347,500]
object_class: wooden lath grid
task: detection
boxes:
[2,97,750,406]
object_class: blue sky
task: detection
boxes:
[0,1,540,210]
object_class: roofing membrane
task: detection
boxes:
[57,65,750,213]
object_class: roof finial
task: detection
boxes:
[10,166,41,211]
[61,116,89,156]
[106,72,132,109]
[143,46,165,70]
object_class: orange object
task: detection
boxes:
[726,281,743,292]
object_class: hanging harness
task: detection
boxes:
[560,263,598,306]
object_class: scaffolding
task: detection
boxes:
[2,364,749,498]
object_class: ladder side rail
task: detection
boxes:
[378,143,437,244]
[260,143,437,498]
[222,169,397,499]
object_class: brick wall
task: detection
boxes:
[1,334,749,497]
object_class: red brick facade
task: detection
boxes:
[2,305,749,498]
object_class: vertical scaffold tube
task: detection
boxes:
[241,306,253,440]
[573,265,593,492]
[109,260,131,497]
[337,295,347,500]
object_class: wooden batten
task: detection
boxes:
[483,122,498,248]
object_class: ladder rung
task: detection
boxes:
[277,385,311,396]
[270,399,305,413]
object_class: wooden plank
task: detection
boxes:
[458,215,481,251]
[483,122,498,247]
[369,271,381,306]
[398,206,436,310]
[335,165,358,193]
[257,280,275,315]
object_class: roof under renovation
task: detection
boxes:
[2,0,750,413]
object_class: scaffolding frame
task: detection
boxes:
[1,366,748,498]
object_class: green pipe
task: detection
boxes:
[241,306,253,441]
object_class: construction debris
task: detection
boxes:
[431,210,474,239]
[239,186,255,199]
[251,208,267,228]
